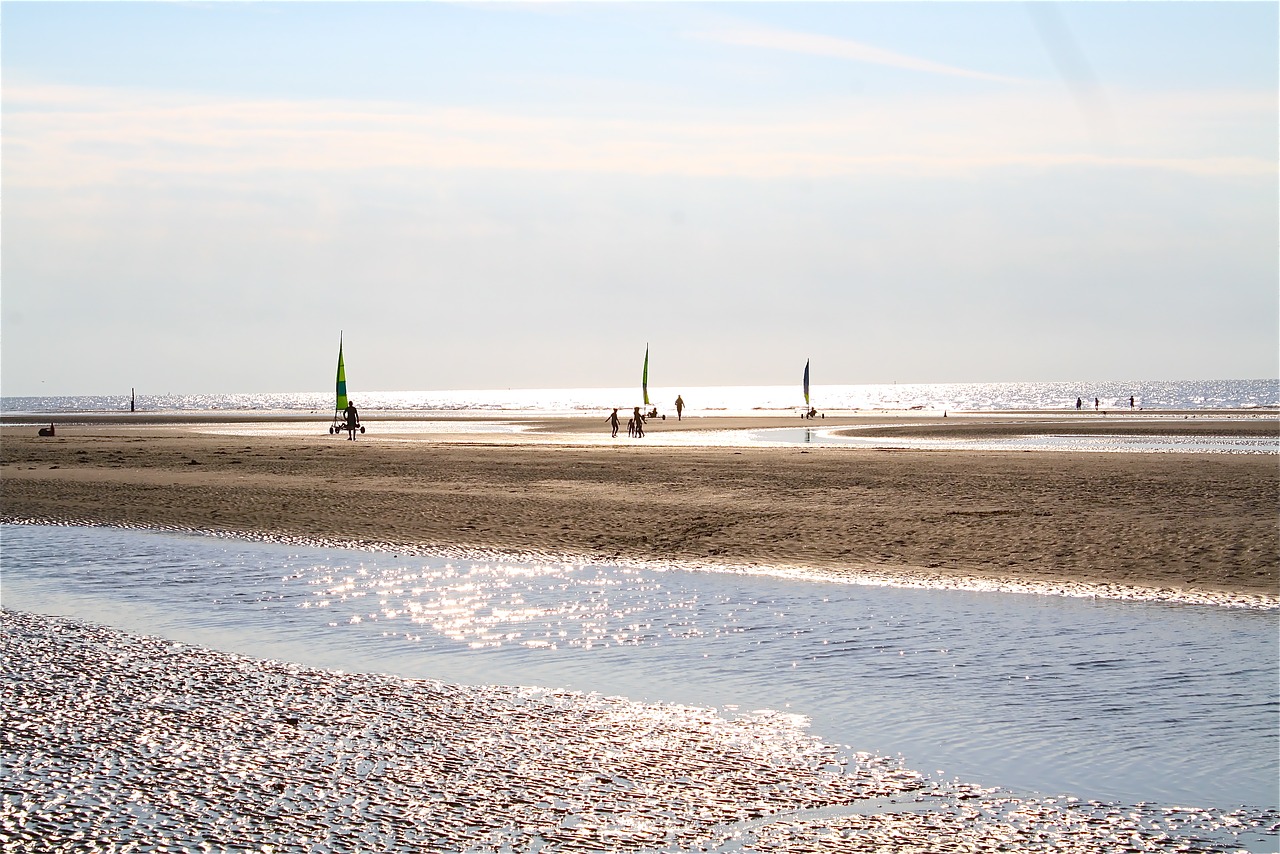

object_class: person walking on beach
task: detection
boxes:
[607,408,620,438]
[633,406,645,438]
[1076,397,1082,410]
[675,395,684,421]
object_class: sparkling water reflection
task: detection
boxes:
[2,524,1276,816]
[4,377,1278,415]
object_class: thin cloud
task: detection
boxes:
[695,25,1023,84]
[3,81,1273,191]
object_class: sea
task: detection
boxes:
[3,377,1278,417]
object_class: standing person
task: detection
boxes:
[1094,397,1099,410]
[1076,397,1083,410]
[1130,395,1135,408]
[607,408,620,438]
[344,400,360,440]
[633,406,645,438]
[675,395,684,421]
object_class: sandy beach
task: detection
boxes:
[3,413,1278,851]
[2,412,1276,603]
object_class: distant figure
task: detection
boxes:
[649,407,658,419]
[130,388,136,413]
[627,417,635,438]
[1129,396,1135,408]
[675,395,684,420]
[633,406,645,438]
[344,401,360,440]
[37,423,55,437]
[607,408,620,438]
[1094,397,1099,410]
[1076,397,1083,410]
[808,407,817,419]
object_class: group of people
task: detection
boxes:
[606,406,651,438]
[1075,396,1137,411]
[606,395,686,438]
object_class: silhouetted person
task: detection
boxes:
[633,406,645,438]
[607,408,620,438]
[1076,397,1082,410]
[1094,397,1099,410]
[344,401,360,440]
[1130,396,1135,408]
[675,395,684,420]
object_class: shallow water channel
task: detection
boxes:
[2,524,1276,817]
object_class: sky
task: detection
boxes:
[1,1,1276,396]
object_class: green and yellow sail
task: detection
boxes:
[642,344,650,406]
[335,334,348,413]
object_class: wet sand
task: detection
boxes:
[1,413,1276,604]
[4,609,1274,853]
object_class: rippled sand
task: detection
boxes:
[4,610,1274,853]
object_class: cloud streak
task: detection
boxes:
[693,25,1023,84]
[3,80,1274,196]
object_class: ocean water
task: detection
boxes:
[3,377,1277,417]
[3,524,1276,830]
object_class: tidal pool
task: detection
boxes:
[2,524,1276,817]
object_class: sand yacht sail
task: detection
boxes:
[329,333,364,436]
[803,359,810,409]
[642,344,651,406]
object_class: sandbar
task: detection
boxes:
[2,412,1276,605]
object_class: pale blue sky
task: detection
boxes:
[2,2,1276,396]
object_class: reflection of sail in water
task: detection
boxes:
[805,429,813,443]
